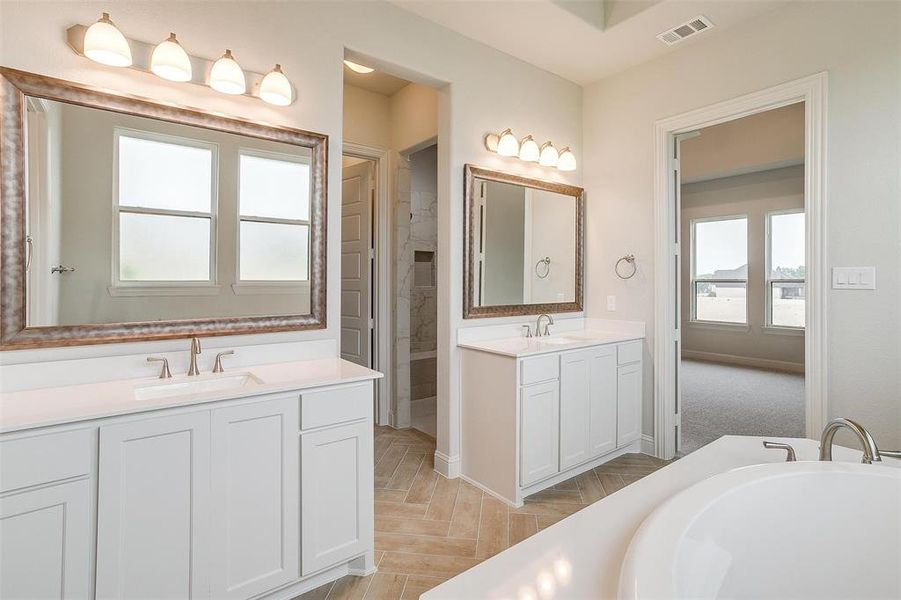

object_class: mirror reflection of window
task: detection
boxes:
[23,97,315,328]
[115,130,216,283]
[238,151,312,281]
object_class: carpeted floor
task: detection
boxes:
[680,359,805,454]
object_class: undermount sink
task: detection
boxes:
[134,372,263,401]
[537,336,584,345]
[619,461,901,599]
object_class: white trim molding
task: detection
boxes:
[433,451,460,479]
[653,72,828,460]
[640,434,655,455]
[342,141,392,428]
[681,350,804,374]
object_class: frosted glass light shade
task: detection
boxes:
[497,129,519,157]
[557,147,577,171]
[344,60,374,74]
[519,136,540,162]
[83,13,132,67]
[210,49,246,95]
[539,141,559,167]
[260,64,293,106]
[150,33,192,82]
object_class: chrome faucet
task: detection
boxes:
[535,314,554,337]
[819,417,881,464]
[187,337,202,376]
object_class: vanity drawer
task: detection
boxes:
[617,341,642,365]
[520,355,560,385]
[300,383,371,430]
[0,428,94,493]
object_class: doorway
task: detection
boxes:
[653,74,828,460]
[677,104,806,454]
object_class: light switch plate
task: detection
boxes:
[832,267,876,290]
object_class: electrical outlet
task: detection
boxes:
[607,295,616,311]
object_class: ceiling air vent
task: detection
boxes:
[657,15,714,46]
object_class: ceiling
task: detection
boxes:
[389,0,790,85]
[344,62,411,96]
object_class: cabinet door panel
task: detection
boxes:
[211,398,299,599]
[617,362,642,447]
[589,347,618,457]
[97,412,211,600]
[301,420,373,575]
[519,381,560,486]
[559,352,590,470]
[0,479,92,600]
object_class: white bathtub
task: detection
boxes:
[620,461,901,599]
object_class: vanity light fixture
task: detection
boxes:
[496,129,520,157]
[150,33,192,82]
[259,64,293,106]
[557,146,577,171]
[209,49,246,95]
[83,13,132,67]
[344,60,375,74]
[538,141,559,167]
[518,135,540,162]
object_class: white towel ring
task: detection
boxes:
[615,254,637,279]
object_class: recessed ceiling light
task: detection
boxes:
[344,60,374,74]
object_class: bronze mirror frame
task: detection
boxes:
[0,67,328,349]
[463,164,584,319]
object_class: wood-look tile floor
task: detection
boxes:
[295,427,670,600]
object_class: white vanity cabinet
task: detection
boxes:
[0,369,378,600]
[461,336,643,506]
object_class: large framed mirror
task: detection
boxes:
[463,164,583,318]
[0,68,327,349]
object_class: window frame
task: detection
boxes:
[689,214,749,326]
[110,127,219,295]
[234,147,312,292]
[765,208,806,330]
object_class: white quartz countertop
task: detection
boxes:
[423,436,887,600]
[457,329,643,358]
[0,358,381,433]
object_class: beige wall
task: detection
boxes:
[342,84,392,149]
[343,81,438,154]
[583,1,901,445]
[681,103,805,183]
[0,2,582,468]
[527,189,577,303]
[680,166,805,367]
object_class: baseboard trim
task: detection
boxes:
[681,350,804,373]
[434,451,460,478]
[640,434,655,455]
[459,473,520,508]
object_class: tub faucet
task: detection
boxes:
[819,417,881,464]
[188,336,202,376]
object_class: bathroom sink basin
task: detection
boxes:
[537,336,584,346]
[134,372,263,401]
[619,461,901,599]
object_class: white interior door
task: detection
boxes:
[341,161,373,367]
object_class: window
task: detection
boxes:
[767,210,805,328]
[238,150,311,281]
[691,216,748,324]
[115,130,216,283]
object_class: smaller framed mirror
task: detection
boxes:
[463,165,583,319]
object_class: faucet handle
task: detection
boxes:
[763,441,797,462]
[213,350,235,373]
[147,356,172,379]
[877,449,901,459]
[521,324,533,338]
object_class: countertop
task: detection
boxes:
[0,358,382,434]
[457,329,643,358]
[423,436,888,600]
